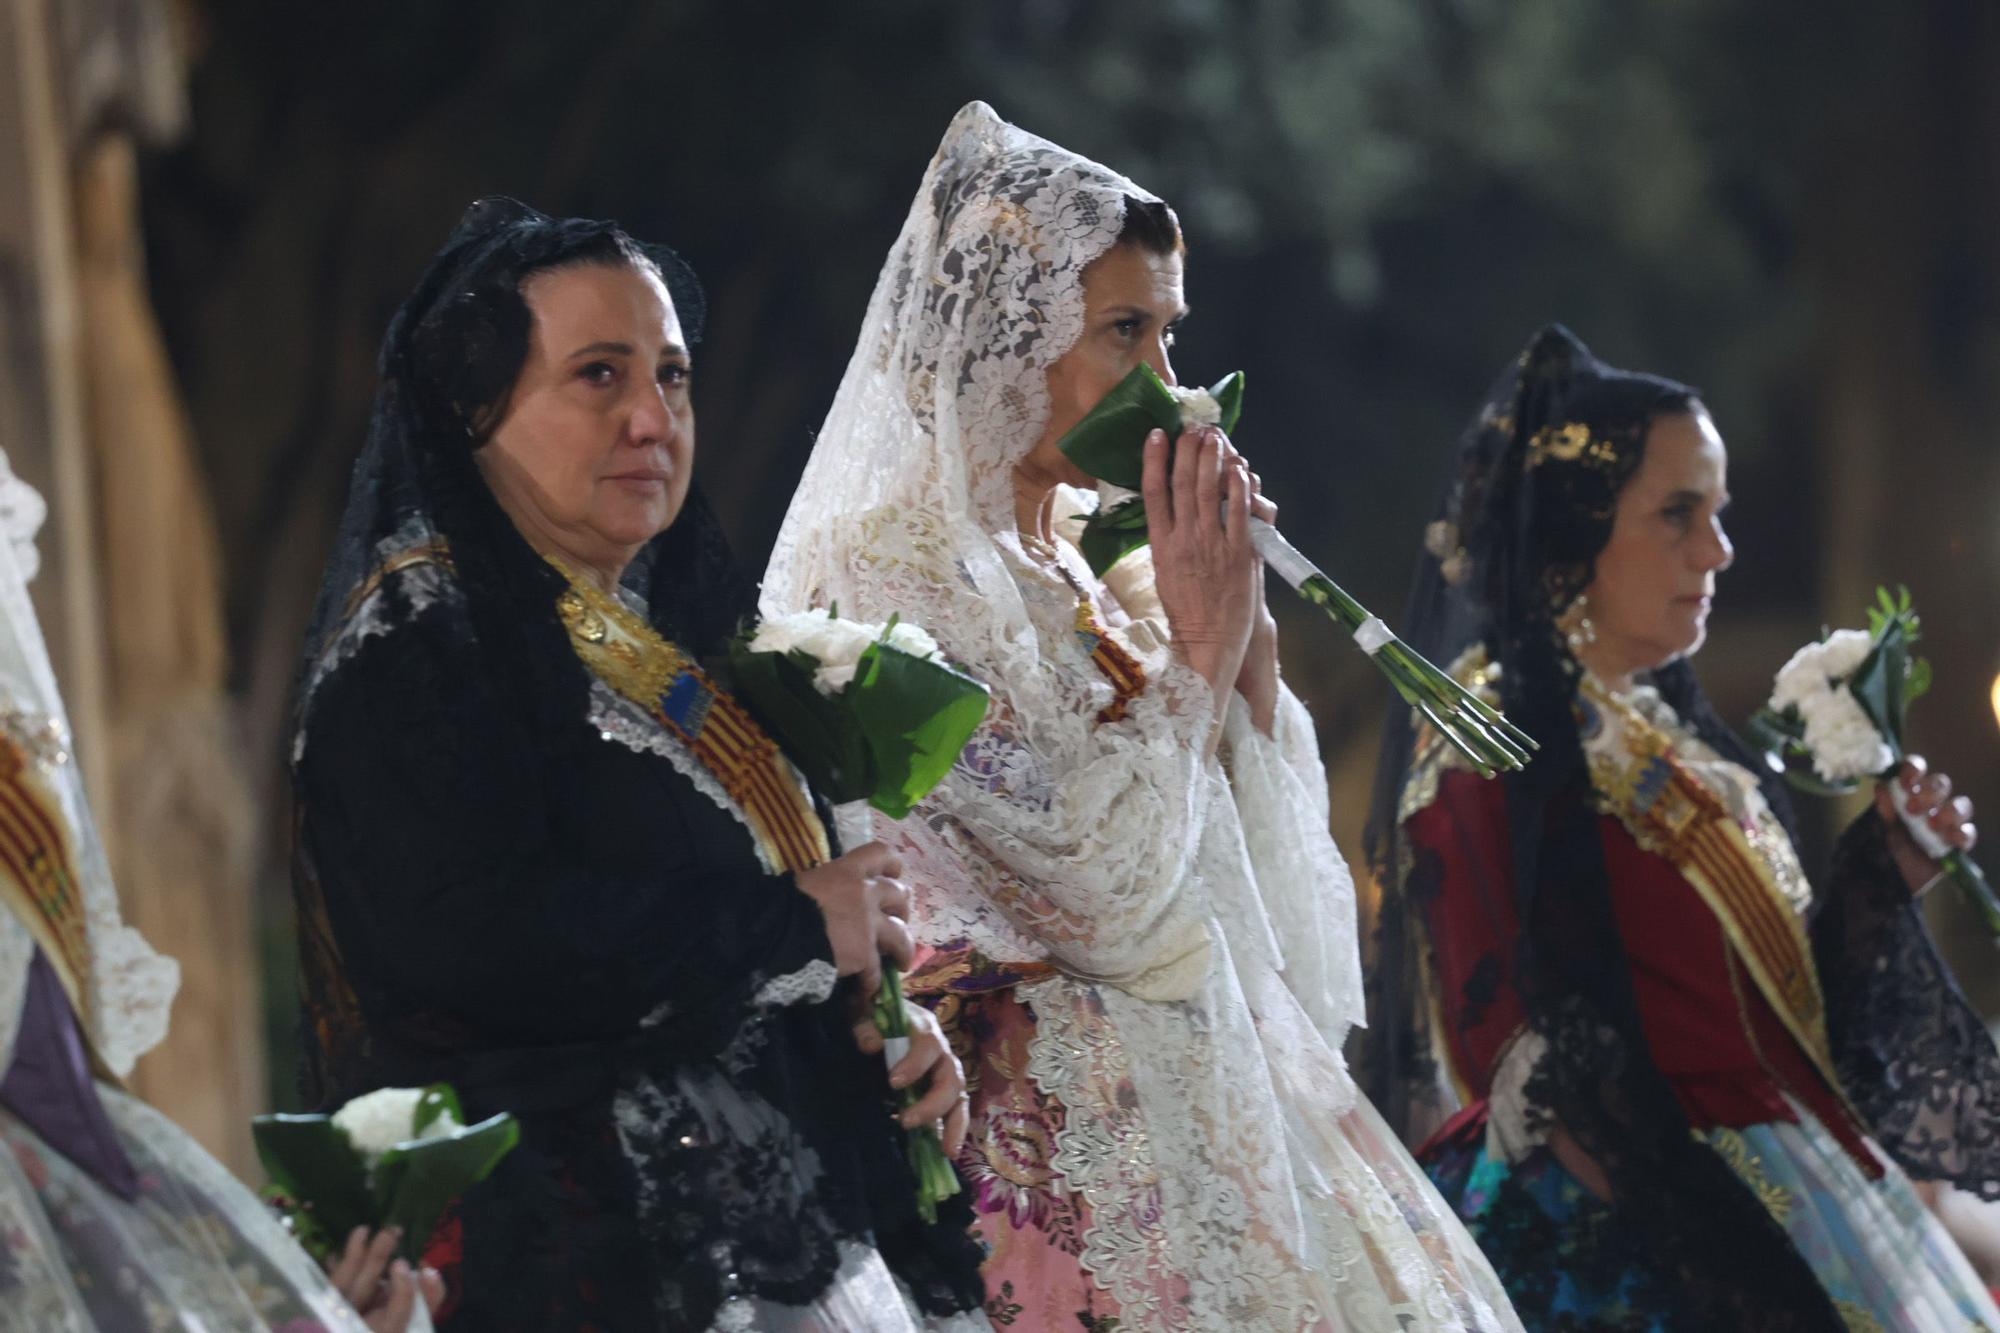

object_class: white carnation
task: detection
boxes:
[815,661,861,693]
[1766,627,1892,782]
[1795,684,1895,782]
[883,620,943,663]
[750,608,887,695]
[1771,628,1875,711]
[1167,385,1223,428]
[332,1087,463,1165]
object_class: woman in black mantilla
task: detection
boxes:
[289,198,988,1332]
[1361,324,2000,1331]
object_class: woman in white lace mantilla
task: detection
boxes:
[762,101,1522,1332]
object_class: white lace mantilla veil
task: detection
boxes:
[0,451,176,1081]
[764,102,1520,1331]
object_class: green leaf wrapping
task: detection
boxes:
[1059,365,1245,576]
[726,641,877,805]
[252,1092,521,1262]
[413,1084,462,1136]
[847,645,991,819]
[1849,615,1913,756]
[1076,497,1150,577]
[370,1113,521,1259]
[252,1115,375,1253]
[1057,364,1245,490]
[728,640,991,818]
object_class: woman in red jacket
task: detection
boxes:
[1362,324,2000,1332]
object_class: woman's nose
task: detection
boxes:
[1704,517,1735,573]
[1148,342,1178,389]
[625,382,675,446]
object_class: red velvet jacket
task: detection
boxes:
[1408,767,1879,1174]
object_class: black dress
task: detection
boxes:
[294,538,983,1331]
[292,199,983,1330]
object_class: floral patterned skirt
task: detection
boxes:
[1424,1099,1999,1333]
[0,1088,376,1332]
[935,984,1139,1329]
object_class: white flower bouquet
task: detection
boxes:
[1749,586,2000,935]
[729,609,992,1221]
[253,1083,519,1262]
[1058,362,1535,776]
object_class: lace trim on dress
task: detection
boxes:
[612,1025,871,1323]
[1021,975,1179,1326]
[751,960,838,1011]
[293,537,460,762]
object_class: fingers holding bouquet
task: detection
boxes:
[852,1001,971,1157]
[1144,426,1259,696]
[1875,756,1979,895]
[796,843,916,997]
[1754,589,1997,930]
[1062,364,1534,772]
[326,1225,446,1333]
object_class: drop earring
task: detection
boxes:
[1560,595,1598,655]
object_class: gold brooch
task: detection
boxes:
[1527,422,1593,466]
[556,590,608,644]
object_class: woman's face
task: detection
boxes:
[477,261,693,575]
[1581,407,1735,674]
[1030,242,1187,482]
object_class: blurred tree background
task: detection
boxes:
[124,0,2000,1116]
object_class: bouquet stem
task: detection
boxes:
[1896,797,2000,937]
[1944,854,2000,937]
[832,800,958,1219]
[870,962,961,1223]
[1248,520,1535,774]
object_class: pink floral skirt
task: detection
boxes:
[925,978,1140,1330]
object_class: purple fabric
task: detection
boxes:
[0,947,140,1200]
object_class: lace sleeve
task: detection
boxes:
[1220,687,1365,1046]
[822,518,1217,1001]
[901,673,1219,1001]
[1811,810,2000,1199]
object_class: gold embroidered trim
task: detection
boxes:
[551,568,683,708]
[0,724,90,1020]
[546,556,830,873]
[339,538,455,622]
[1702,1126,1796,1226]
[1072,601,1146,724]
[1833,1301,1888,1333]
[1582,677,1853,1113]
[1398,643,1500,824]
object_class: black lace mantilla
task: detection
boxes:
[1813,811,2000,1200]
[1362,326,1851,1332]
[290,198,986,1329]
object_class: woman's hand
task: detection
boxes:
[795,843,915,997]
[852,1002,973,1156]
[1142,425,1261,732]
[325,1226,445,1333]
[1874,755,1977,896]
[1234,470,1280,736]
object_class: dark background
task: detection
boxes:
[132,0,2000,1102]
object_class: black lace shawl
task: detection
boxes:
[288,199,985,1329]
[1361,324,2000,1331]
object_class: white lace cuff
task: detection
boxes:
[751,959,838,1010]
[1485,1028,1550,1163]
